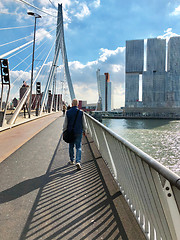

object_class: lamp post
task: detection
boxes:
[27,12,41,118]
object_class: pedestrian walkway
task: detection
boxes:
[0,112,61,163]
[0,115,146,240]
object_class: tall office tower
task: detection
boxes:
[96,69,112,111]
[125,73,139,107]
[167,37,180,107]
[142,72,153,107]
[125,36,180,117]
[165,73,176,107]
[126,40,144,73]
[104,73,112,111]
[146,38,166,72]
[153,72,166,107]
[125,40,144,107]
[167,37,180,74]
[143,38,166,107]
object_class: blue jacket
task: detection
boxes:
[66,106,83,134]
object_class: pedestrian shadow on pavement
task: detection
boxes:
[19,134,128,240]
[0,165,77,204]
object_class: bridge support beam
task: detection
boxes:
[39,4,75,116]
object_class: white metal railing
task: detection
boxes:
[85,113,180,240]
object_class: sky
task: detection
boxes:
[1,0,180,108]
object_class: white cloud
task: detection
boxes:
[10,70,30,83]
[74,83,98,104]
[99,47,125,62]
[112,64,123,73]
[157,28,180,41]
[36,28,53,42]
[0,2,9,14]
[170,5,180,16]
[69,61,86,69]
[90,0,101,9]
[75,3,91,19]
[25,27,53,43]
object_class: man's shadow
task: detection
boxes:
[0,164,77,204]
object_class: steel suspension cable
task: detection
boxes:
[16,0,57,17]
[0,40,33,59]
[0,25,34,30]
[8,43,32,60]
[10,19,62,87]
[3,22,59,60]
[9,46,51,101]
[0,35,32,48]
[11,36,52,70]
[48,0,58,10]
[11,44,50,86]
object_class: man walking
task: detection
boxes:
[63,99,86,170]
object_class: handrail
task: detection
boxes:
[85,112,180,240]
[85,113,180,190]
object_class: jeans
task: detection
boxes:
[69,134,82,163]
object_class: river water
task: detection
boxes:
[102,118,180,176]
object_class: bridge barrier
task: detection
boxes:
[85,113,180,240]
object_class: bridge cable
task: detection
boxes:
[10,36,53,70]
[10,42,51,87]
[8,7,59,123]
[16,0,57,18]
[4,21,59,60]
[10,33,53,85]
[0,40,33,59]
[0,25,34,31]
[8,43,32,60]
[48,0,58,10]
[7,23,59,95]
[0,35,32,48]
[9,41,54,105]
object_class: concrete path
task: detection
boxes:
[0,112,61,163]
[0,115,146,240]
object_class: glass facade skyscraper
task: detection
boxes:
[96,69,112,111]
[125,37,180,109]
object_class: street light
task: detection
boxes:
[27,11,41,118]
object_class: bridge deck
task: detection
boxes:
[0,114,145,240]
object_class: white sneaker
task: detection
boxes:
[69,161,75,165]
[76,163,81,170]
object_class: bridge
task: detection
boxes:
[0,2,180,240]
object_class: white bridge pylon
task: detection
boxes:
[39,3,75,115]
[8,3,75,124]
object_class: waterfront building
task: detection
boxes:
[125,40,144,108]
[96,69,112,111]
[126,39,144,73]
[146,38,166,72]
[167,37,180,74]
[125,73,139,107]
[125,37,180,118]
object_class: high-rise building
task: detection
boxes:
[125,73,139,107]
[126,40,144,73]
[125,37,180,117]
[146,38,166,72]
[167,37,180,74]
[167,37,180,107]
[96,69,111,111]
[125,39,144,107]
